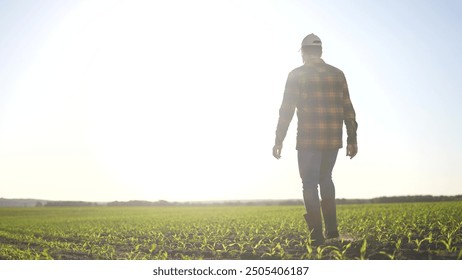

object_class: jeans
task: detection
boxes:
[298,149,339,236]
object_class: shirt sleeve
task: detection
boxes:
[275,71,299,146]
[342,73,358,145]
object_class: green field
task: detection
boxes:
[1,202,461,260]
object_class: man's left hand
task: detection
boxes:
[346,144,358,159]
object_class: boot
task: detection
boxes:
[303,213,325,246]
[321,199,339,239]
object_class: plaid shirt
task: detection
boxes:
[275,58,358,150]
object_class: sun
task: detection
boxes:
[78,1,281,202]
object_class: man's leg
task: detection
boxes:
[298,150,324,245]
[319,149,339,239]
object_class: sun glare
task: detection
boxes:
[77,1,283,201]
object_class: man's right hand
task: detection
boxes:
[273,144,282,159]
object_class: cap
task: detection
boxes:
[301,33,322,47]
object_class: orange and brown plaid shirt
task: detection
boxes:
[275,58,357,150]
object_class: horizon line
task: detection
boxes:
[2,194,462,204]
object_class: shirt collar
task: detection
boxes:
[304,57,325,65]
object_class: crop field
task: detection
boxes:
[0,201,461,260]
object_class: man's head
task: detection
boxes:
[301,33,322,62]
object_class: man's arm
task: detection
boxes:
[342,73,358,159]
[273,71,299,159]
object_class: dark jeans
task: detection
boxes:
[298,149,339,236]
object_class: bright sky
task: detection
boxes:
[0,0,461,202]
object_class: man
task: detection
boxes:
[273,34,358,246]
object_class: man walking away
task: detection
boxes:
[273,33,358,246]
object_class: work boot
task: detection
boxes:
[321,199,339,239]
[303,213,325,246]
[325,231,339,239]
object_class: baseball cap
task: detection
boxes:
[301,33,322,47]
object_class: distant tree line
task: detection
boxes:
[336,195,462,205]
[105,196,462,207]
[106,200,172,207]
[3,195,462,208]
[43,201,100,207]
